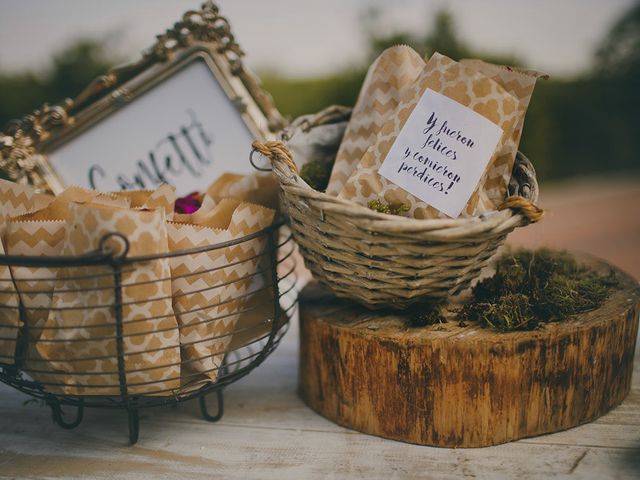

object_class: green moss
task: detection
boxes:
[535,274,611,321]
[461,249,619,332]
[367,199,410,216]
[461,293,537,332]
[300,159,332,192]
[408,305,447,327]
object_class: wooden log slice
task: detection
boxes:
[298,257,640,448]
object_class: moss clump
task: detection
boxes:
[367,199,410,216]
[408,305,447,327]
[460,249,619,332]
[462,293,537,332]
[300,159,332,192]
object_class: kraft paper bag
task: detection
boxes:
[112,183,176,218]
[459,59,546,212]
[37,202,181,396]
[0,241,19,365]
[227,279,284,351]
[6,204,68,388]
[56,186,130,208]
[172,197,241,228]
[206,172,280,210]
[0,179,53,233]
[326,45,425,196]
[6,188,131,390]
[6,186,129,338]
[0,179,53,365]
[338,52,522,219]
[167,201,275,388]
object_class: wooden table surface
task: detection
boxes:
[0,303,638,479]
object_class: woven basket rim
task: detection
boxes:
[269,154,537,235]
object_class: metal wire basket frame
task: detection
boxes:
[0,219,297,444]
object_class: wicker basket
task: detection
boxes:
[251,111,542,309]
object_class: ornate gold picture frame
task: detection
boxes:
[0,1,285,194]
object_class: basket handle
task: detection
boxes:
[251,141,298,174]
[498,196,544,223]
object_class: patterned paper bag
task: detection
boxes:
[0,179,53,365]
[227,276,282,351]
[173,197,241,227]
[0,179,53,232]
[459,59,547,211]
[112,183,176,218]
[206,173,280,210]
[0,241,19,365]
[168,202,275,388]
[338,52,522,219]
[58,186,129,207]
[37,202,181,396]
[326,46,425,195]
[5,188,130,389]
[6,200,69,389]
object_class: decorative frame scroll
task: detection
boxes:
[0,1,286,193]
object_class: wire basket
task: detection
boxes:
[0,219,297,444]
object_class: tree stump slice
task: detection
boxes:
[298,257,640,448]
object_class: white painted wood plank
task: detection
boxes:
[0,421,638,480]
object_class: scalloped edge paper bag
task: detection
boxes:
[459,59,547,211]
[206,172,280,210]
[0,179,53,365]
[326,46,425,195]
[37,202,181,396]
[168,201,275,389]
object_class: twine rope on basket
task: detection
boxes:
[252,141,298,174]
[498,196,544,223]
[252,140,543,222]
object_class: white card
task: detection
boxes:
[378,89,503,218]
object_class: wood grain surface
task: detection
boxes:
[299,259,640,448]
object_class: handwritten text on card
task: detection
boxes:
[378,89,503,218]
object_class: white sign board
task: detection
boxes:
[47,59,257,195]
[378,89,503,218]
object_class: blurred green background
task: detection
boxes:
[0,2,638,182]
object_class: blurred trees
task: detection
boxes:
[262,9,523,120]
[0,38,120,128]
[263,4,639,181]
[595,2,640,77]
[363,9,522,67]
[519,2,640,179]
[1,4,639,181]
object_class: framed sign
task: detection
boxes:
[0,1,286,195]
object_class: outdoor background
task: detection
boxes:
[0,0,638,276]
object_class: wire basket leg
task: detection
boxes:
[200,357,227,422]
[127,403,140,445]
[199,388,224,422]
[48,398,84,430]
[12,301,30,373]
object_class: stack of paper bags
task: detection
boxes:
[325,47,545,219]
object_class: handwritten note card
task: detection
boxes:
[378,89,503,218]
